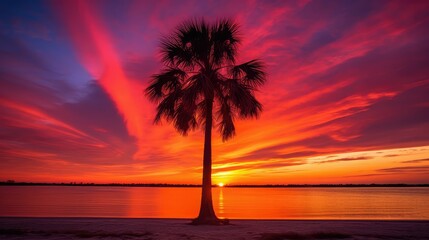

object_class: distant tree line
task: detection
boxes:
[1,181,428,188]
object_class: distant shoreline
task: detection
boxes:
[1,181,428,188]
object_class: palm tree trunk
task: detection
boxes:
[193,99,219,224]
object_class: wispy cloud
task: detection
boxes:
[378,165,429,173]
[315,156,372,164]
[401,158,429,164]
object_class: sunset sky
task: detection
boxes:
[1,0,429,184]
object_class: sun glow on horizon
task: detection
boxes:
[218,183,225,187]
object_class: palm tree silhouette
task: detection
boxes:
[145,19,266,225]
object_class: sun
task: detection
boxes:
[218,183,224,187]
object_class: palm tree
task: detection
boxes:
[145,19,266,225]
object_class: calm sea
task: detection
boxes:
[0,186,428,220]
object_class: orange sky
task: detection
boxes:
[1,0,429,184]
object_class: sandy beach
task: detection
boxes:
[1,218,428,240]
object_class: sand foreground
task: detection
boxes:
[1,217,428,240]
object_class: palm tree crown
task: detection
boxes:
[146,19,266,140]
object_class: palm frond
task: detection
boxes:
[211,19,240,65]
[160,38,194,68]
[223,79,262,118]
[145,68,186,102]
[231,59,266,87]
[177,19,211,64]
[216,93,236,141]
[154,89,182,124]
[182,74,203,107]
[174,102,198,135]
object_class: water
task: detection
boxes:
[1,186,428,220]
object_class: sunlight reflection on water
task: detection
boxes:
[218,187,224,215]
[0,186,428,219]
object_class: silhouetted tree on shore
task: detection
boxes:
[145,19,266,225]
